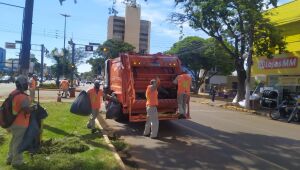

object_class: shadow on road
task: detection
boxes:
[108,120,300,170]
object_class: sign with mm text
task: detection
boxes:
[5,42,16,49]
[258,57,298,69]
[85,45,93,51]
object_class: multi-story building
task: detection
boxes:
[0,47,6,70]
[107,4,151,54]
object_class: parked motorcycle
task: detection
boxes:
[287,101,300,123]
[269,95,296,120]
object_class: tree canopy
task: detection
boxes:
[97,39,135,59]
[167,36,234,93]
[172,0,286,101]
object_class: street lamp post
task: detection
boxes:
[60,13,71,77]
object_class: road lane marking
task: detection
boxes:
[173,121,288,170]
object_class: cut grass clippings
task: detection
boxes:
[0,102,120,170]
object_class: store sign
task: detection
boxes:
[258,57,298,69]
[278,77,300,86]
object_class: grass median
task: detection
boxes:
[0,102,120,170]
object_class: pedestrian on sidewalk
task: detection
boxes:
[210,86,217,102]
[86,80,103,133]
[144,77,160,139]
[28,74,38,102]
[173,70,192,119]
[6,75,31,167]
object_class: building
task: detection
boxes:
[107,4,151,53]
[0,47,6,70]
[252,0,300,100]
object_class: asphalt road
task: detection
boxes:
[101,102,300,170]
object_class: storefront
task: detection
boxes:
[252,0,300,102]
[252,52,300,101]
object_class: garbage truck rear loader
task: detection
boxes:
[104,53,189,122]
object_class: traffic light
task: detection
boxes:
[101,47,108,52]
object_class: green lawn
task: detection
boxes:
[0,102,120,170]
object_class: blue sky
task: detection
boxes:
[0,0,293,73]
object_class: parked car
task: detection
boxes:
[0,75,14,83]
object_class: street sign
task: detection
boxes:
[85,45,93,51]
[89,42,100,46]
[5,42,16,49]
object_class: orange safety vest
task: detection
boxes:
[11,90,31,127]
[146,85,158,107]
[88,88,103,109]
[60,80,69,90]
[177,74,192,95]
[29,78,37,90]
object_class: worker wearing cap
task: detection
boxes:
[60,78,69,98]
[173,70,192,119]
[28,74,38,102]
[143,77,160,139]
[6,75,31,167]
[86,80,103,133]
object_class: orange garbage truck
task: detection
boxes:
[104,53,190,122]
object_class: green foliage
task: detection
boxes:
[0,102,120,170]
[97,39,135,59]
[86,57,106,76]
[166,36,234,92]
[39,83,57,89]
[172,0,286,100]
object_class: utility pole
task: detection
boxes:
[20,0,34,75]
[40,44,44,84]
[69,39,75,87]
[60,13,71,77]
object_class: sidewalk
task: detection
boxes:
[190,95,270,117]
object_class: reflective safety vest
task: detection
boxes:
[60,80,69,90]
[177,74,192,95]
[146,85,158,107]
[11,90,31,127]
[29,78,37,90]
[88,88,103,109]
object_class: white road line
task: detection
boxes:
[173,121,288,170]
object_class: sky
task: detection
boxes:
[0,0,293,73]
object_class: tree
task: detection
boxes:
[97,39,135,59]
[86,57,106,76]
[167,36,234,93]
[172,0,286,106]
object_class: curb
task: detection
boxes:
[192,99,269,117]
[95,119,126,170]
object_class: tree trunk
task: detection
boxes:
[234,64,246,103]
[245,26,255,109]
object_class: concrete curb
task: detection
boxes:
[95,119,126,170]
[193,100,269,117]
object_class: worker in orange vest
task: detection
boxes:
[28,74,38,102]
[173,70,192,119]
[60,78,69,98]
[143,77,160,139]
[6,75,31,167]
[86,80,103,133]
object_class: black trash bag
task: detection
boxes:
[70,91,92,115]
[106,101,121,119]
[18,104,48,153]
